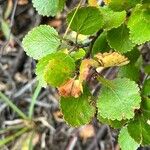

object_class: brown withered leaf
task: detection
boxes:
[58,78,83,98]
[79,59,98,82]
[94,52,129,68]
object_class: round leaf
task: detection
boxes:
[100,7,126,30]
[67,6,103,35]
[22,25,60,60]
[107,24,135,53]
[128,4,150,44]
[44,52,75,87]
[97,78,141,120]
[32,0,65,17]
[60,87,95,126]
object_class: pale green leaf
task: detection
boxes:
[100,7,126,30]
[118,127,139,150]
[60,87,95,126]
[22,25,60,60]
[43,52,75,87]
[67,6,103,35]
[97,78,141,120]
[128,4,150,44]
[107,24,135,53]
[32,0,65,17]
[127,98,150,146]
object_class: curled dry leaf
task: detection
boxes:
[79,59,98,82]
[94,52,129,68]
[58,78,83,98]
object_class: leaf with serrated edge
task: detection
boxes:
[100,7,126,31]
[107,24,135,53]
[60,87,95,126]
[32,0,65,17]
[22,25,60,60]
[98,114,127,128]
[128,4,150,44]
[97,78,141,120]
[118,127,139,150]
[67,6,103,35]
[127,98,150,146]
[44,52,75,87]
[36,52,75,87]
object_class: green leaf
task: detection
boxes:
[125,47,140,64]
[118,64,140,82]
[118,127,139,150]
[97,78,141,120]
[43,52,75,87]
[22,25,60,60]
[128,4,150,44]
[70,48,86,61]
[92,31,110,55]
[98,115,127,128]
[127,98,150,146]
[100,7,126,30]
[142,79,150,96]
[32,0,65,17]
[144,65,150,74]
[108,0,142,11]
[60,87,95,126]
[107,24,135,53]
[67,6,103,35]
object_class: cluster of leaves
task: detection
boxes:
[22,0,150,149]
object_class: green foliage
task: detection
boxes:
[32,0,65,16]
[142,79,150,96]
[43,52,75,87]
[92,31,110,55]
[118,64,140,82]
[97,78,141,120]
[100,7,126,30]
[60,87,95,126]
[67,6,103,35]
[118,127,139,150]
[127,98,150,146]
[107,24,135,53]
[107,0,142,11]
[22,25,60,60]
[98,115,127,128]
[20,1,150,149]
[128,4,150,44]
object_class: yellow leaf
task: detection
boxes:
[94,52,129,68]
[104,0,111,5]
[88,0,98,7]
